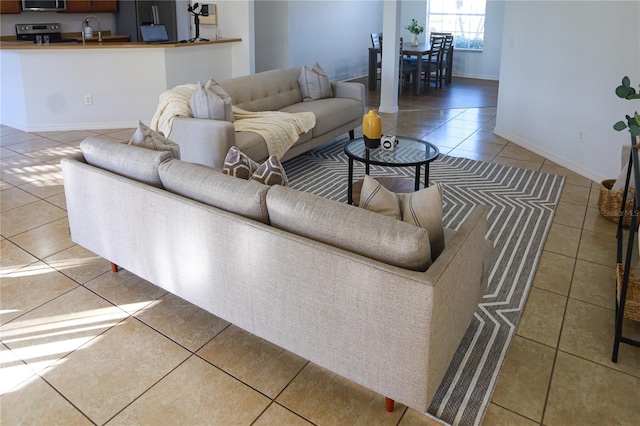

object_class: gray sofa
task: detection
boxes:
[61,137,493,413]
[165,67,365,169]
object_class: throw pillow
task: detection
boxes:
[222,146,288,186]
[223,146,260,179]
[189,80,227,121]
[205,79,234,123]
[250,155,289,186]
[360,175,445,261]
[128,120,180,159]
[298,62,333,101]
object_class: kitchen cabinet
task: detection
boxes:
[0,1,22,14]
[64,0,118,13]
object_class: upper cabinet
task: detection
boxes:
[64,0,118,13]
[0,1,22,14]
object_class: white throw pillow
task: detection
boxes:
[189,80,233,122]
[360,175,445,261]
[128,120,180,159]
[205,79,234,123]
[298,62,333,101]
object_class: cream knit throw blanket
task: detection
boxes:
[231,106,315,159]
[150,84,195,137]
[150,84,316,159]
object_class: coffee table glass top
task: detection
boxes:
[344,136,439,166]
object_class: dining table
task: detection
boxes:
[367,41,453,95]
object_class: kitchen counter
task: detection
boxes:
[0,37,241,49]
[1,37,243,132]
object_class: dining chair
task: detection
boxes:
[437,34,454,87]
[422,35,445,92]
[399,37,417,94]
[371,32,383,83]
[370,32,382,49]
[430,32,454,87]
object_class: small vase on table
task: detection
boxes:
[411,33,418,46]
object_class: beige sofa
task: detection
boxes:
[164,67,365,169]
[61,137,493,413]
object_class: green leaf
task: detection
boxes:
[614,121,628,131]
[623,76,630,88]
[616,85,628,98]
[630,124,640,137]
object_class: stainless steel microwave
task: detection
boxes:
[21,0,66,11]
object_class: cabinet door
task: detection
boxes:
[64,0,93,12]
[0,0,22,14]
[65,0,118,13]
[91,0,117,12]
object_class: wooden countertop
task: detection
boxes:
[0,37,241,50]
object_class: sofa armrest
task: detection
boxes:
[331,82,366,115]
[167,117,236,169]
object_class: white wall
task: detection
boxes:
[495,1,640,182]
[254,0,288,73]
[288,1,384,81]
[253,0,383,81]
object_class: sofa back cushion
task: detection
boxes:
[219,67,303,112]
[266,185,432,271]
[80,136,171,188]
[158,159,270,224]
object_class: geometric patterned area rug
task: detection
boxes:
[283,137,565,426]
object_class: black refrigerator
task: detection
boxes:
[116,0,190,42]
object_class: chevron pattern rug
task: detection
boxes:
[283,138,565,426]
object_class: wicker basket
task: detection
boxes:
[615,264,640,322]
[598,179,637,227]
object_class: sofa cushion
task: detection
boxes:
[158,159,270,224]
[360,175,445,261]
[219,67,303,112]
[281,97,363,138]
[298,62,333,101]
[266,185,432,271]
[129,120,181,159]
[80,136,171,188]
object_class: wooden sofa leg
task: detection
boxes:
[385,397,394,412]
[349,129,355,140]
[110,262,119,273]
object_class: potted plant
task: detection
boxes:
[601,76,640,227]
[613,76,640,139]
[405,19,425,46]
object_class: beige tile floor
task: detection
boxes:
[1,107,640,426]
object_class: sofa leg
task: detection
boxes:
[349,129,355,140]
[110,262,119,273]
[385,397,394,412]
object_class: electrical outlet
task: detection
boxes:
[84,95,93,106]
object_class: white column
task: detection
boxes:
[379,0,400,114]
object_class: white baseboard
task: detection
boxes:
[493,126,604,184]
[2,120,140,133]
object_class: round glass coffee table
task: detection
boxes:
[344,136,439,205]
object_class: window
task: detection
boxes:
[427,0,486,51]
